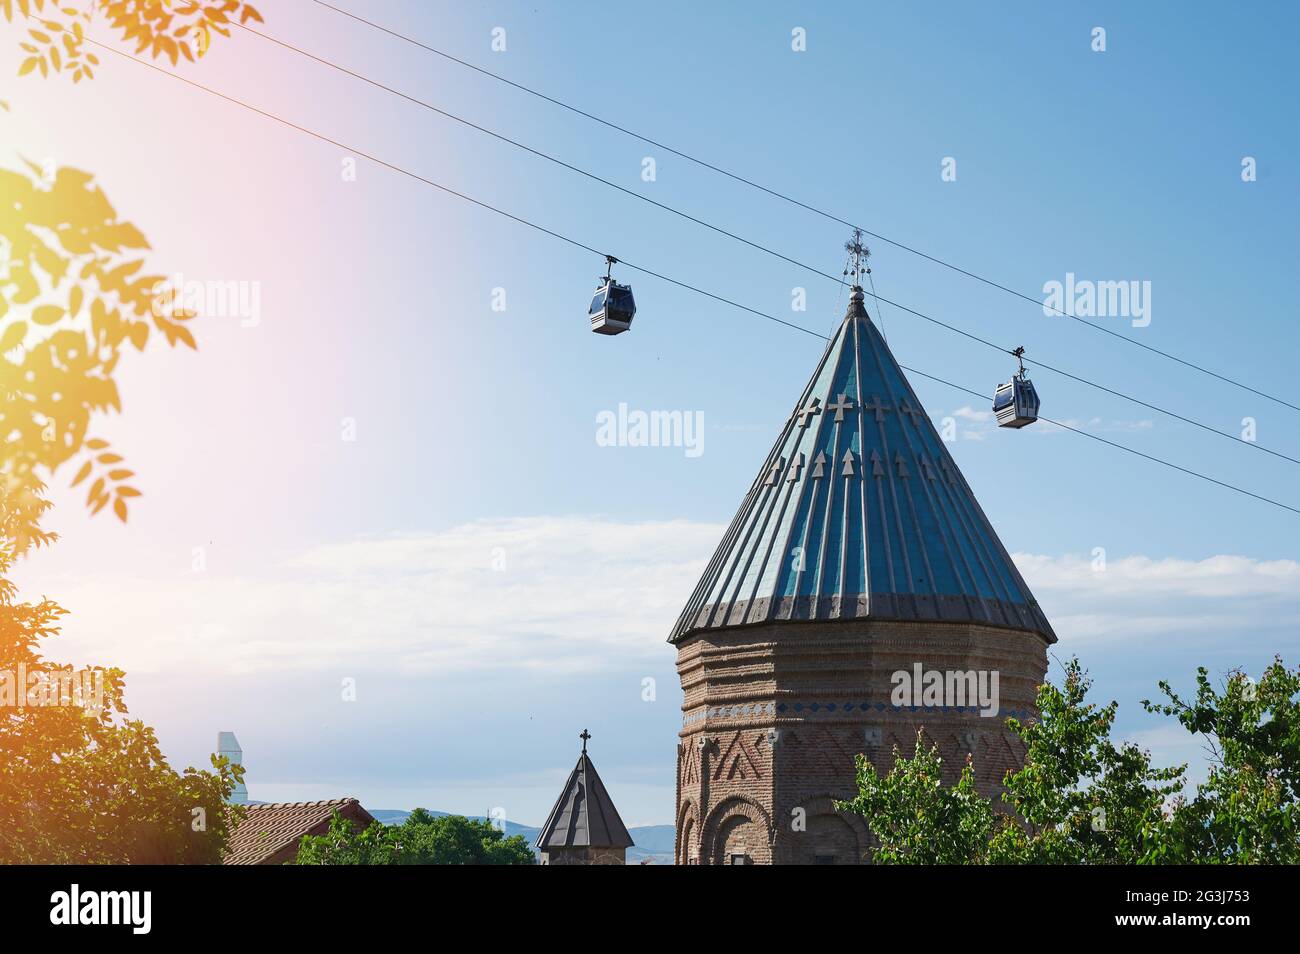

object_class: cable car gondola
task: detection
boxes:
[589,255,636,335]
[993,346,1040,428]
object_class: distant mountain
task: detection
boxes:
[371,810,675,864]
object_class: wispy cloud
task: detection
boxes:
[1014,551,1300,646]
[1031,416,1155,436]
[37,516,723,677]
[949,405,993,424]
[24,522,1297,821]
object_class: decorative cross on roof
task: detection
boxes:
[863,395,893,422]
[827,392,856,422]
[795,397,822,430]
[580,729,591,753]
[898,398,928,427]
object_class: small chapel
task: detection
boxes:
[536,730,635,865]
[670,245,1056,865]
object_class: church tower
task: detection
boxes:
[670,247,1055,865]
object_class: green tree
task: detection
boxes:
[988,658,1184,865]
[838,656,1300,864]
[0,515,245,863]
[294,809,536,866]
[1145,658,1300,864]
[291,811,403,866]
[837,736,997,864]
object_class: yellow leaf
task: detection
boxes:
[18,56,39,76]
[127,321,148,350]
[85,438,109,450]
[70,459,92,487]
[33,304,63,325]
[113,497,127,522]
[97,452,124,464]
[0,320,25,351]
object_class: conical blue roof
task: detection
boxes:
[669,289,1054,644]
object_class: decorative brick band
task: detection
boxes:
[683,700,1031,726]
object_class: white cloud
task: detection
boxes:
[36,525,1298,677]
[32,516,724,677]
[20,524,1297,821]
[1014,551,1300,646]
[949,405,993,424]
[1031,416,1155,436]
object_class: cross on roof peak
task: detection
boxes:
[580,729,591,753]
[844,228,871,287]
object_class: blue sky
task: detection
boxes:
[5,0,1299,826]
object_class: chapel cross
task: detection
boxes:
[580,729,591,753]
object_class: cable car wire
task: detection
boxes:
[81,37,1300,520]
[223,20,1300,471]
[899,368,1300,518]
[229,21,846,289]
[310,0,1300,416]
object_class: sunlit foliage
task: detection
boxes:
[1,150,199,537]
[0,517,246,862]
[3,0,262,82]
[0,6,254,863]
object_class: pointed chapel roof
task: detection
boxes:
[535,734,634,851]
[669,288,1054,645]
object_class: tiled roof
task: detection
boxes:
[536,752,633,850]
[223,798,375,865]
[670,288,1055,644]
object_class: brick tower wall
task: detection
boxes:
[674,620,1049,865]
